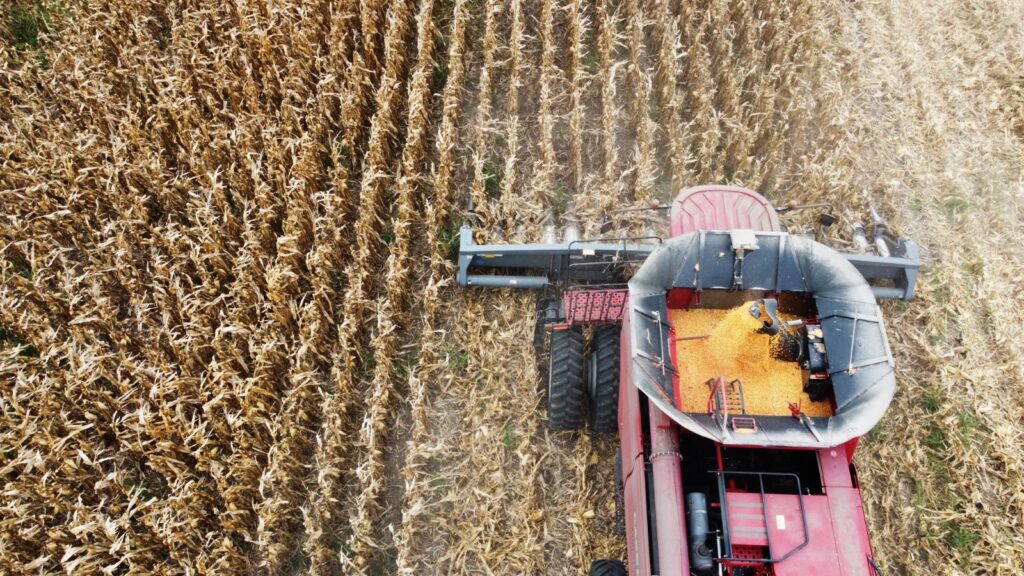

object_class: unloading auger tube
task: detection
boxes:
[629,231,895,449]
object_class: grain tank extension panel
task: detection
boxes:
[628,231,894,448]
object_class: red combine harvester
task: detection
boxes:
[457,186,920,576]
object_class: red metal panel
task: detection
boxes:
[564,287,629,325]
[619,314,652,576]
[827,487,875,576]
[669,185,782,236]
[818,446,853,489]
[843,437,861,462]
[619,315,645,478]
[622,453,651,576]
[745,492,874,576]
[666,288,697,309]
[763,494,841,576]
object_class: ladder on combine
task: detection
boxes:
[707,376,757,435]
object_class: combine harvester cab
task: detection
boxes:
[457,185,920,576]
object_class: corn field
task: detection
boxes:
[1,0,1023,574]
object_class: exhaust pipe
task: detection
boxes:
[686,492,715,573]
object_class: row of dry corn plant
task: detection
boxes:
[310,0,419,572]
[622,0,657,205]
[534,0,560,215]
[649,0,690,191]
[343,0,437,570]
[468,0,501,232]
[498,0,527,236]
[392,0,471,571]
[9,0,1022,574]
[567,0,590,199]
[596,0,626,228]
[566,0,607,237]
[0,0,381,572]
[294,3,368,574]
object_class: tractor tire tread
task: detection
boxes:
[589,559,627,576]
[590,324,620,433]
[548,327,586,430]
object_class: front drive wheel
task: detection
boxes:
[588,324,620,433]
[589,559,626,576]
[548,326,585,430]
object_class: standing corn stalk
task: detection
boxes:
[535,0,560,213]
[319,0,364,244]
[650,0,691,190]
[253,182,320,572]
[301,12,386,564]
[729,0,761,183]
[344,0,437,570]
[306,1,416,573]
[393,2,469,572]
[292,14,367,567]
[567,0,590,200]
[469,0,501,233]
[329,0,390,257]
[707,0,740,183]
[499,0,526,236]
[206,212,276,575]
[250,5,339,563]
[739,2,777,186]
[596,0,625,224]
[569,0,612,236]
[342,0,389,152]
[685,10,717,181]
[623,0,657,204]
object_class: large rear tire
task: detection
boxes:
[588,324,620,433]
[589,559,626,576]
[548,327,585,430]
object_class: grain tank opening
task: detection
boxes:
[666,290,835,419]
[628,231,895,449]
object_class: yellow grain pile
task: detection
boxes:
[670,304,832,417]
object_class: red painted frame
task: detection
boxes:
[564,287,629,325]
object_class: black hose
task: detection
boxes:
[867,556,886,576]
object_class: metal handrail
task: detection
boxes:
[633,307,675,376]
[563,282,629,290]
[706,377,730,435]
[563,236,661,279]
[567,235,663,251]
